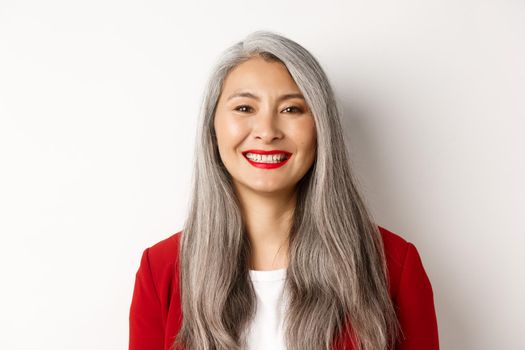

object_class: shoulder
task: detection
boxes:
[378,225,411,265]
[146,230,182,264]
[378,226,439,347]
[140,230,183,290]
[131,231,184,340]
[377,225,424,299]
[145,230,183,272]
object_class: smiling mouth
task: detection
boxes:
[242,152,291,163]
[241,150,293,169]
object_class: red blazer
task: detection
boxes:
[129,226,439,349]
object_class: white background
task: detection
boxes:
[1,1,524,349]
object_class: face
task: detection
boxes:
[213,56,317,196]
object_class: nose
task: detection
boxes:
[252,108,284,143]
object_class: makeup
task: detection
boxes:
[242,150,292,169]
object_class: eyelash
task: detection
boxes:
[234,105,303,114]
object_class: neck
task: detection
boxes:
[234,183,296,271]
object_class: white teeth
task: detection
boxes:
[245,153,289,163]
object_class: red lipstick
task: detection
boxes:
[241,149,292,169]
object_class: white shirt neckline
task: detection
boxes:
[248,267,287,282]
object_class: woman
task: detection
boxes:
[129,30,439,350]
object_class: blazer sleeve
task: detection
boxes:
[395,242,439,350]
[129,247,165,350]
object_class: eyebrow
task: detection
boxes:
[226,91,305,102]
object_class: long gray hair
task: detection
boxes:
[173,30,400,350]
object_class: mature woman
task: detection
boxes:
[129,30,439,350]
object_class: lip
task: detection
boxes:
[241,149,293,169]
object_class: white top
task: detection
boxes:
[246,267,288,350]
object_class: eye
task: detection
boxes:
[282,106,303,113]
[234,105,254,113]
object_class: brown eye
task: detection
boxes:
[235,105,253,113]
[282,106,303,113]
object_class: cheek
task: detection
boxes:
[214,112,246,151]
[292,118,317,152]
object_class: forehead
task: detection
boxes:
[221,57,301,95]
